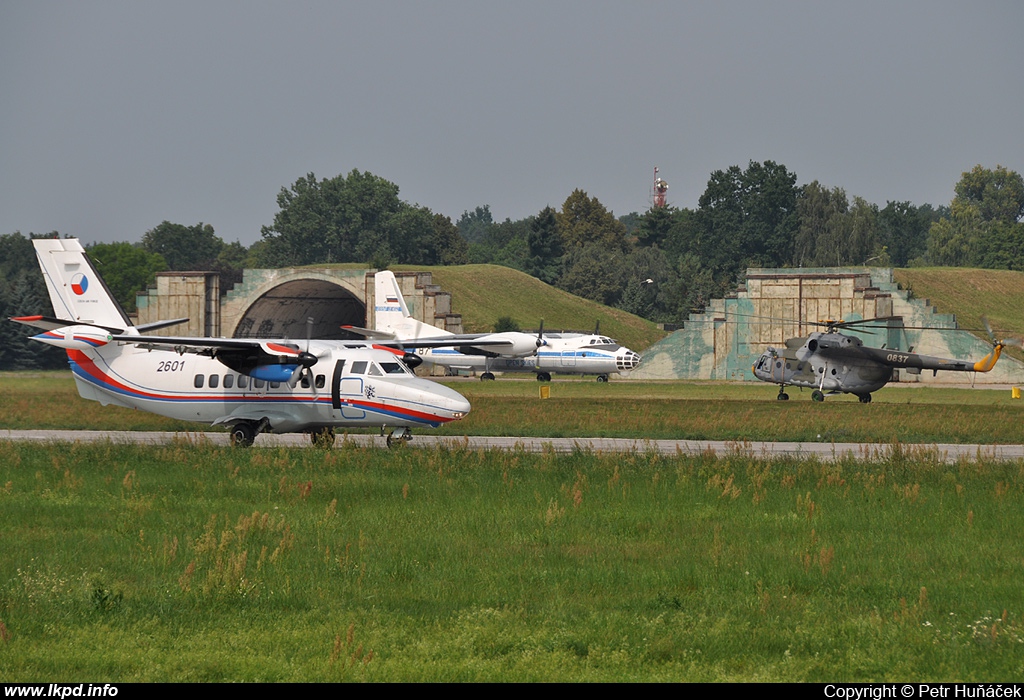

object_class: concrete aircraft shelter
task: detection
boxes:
[135,267,462,341]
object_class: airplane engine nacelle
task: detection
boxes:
[32,326,112,350]
[248,364,299,383]
[477,332,543,357]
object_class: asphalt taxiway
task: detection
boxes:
[3,430,1024,463]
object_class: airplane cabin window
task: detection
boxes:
[270,381,280,389]
[254,378,265,388]
[194,374,204,388]
[209,374,219,389]
[238,375,248,388]
[300,376,310,389]
[351,361,368,375]
[315,374,325,388]
[224,375,234,389]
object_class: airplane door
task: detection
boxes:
[331,360,367,420]
[560,350,577,368]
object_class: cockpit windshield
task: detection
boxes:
[351,360,410,376]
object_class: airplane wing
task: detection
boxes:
[343,325,516,350]
[110,334,297,354]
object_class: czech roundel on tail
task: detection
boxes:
[9,239,471,447]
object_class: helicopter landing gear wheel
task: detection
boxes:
[811,390,825,402]
[310,426,335,448]
[858,394,872,404]
[777,391,789,401]
[480,372,495,381]
[229,422,257,448]
[536,372,551,382]
[596,374,608,383]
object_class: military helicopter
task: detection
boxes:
[751,316,1020,403]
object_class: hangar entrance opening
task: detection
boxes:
[232,279,365,340]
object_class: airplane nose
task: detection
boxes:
[434,382,472,419]
[616,349,641,371]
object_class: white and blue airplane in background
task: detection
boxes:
[10,239,471,447]
[352,271,642,382]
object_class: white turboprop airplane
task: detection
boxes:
[354,271,642,382]
[10,239,471,447]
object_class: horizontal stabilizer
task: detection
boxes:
[9,315,124,334]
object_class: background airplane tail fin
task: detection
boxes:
[32,238,133,331]
[373,270,453,340]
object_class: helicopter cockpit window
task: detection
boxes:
[350,361,368,375]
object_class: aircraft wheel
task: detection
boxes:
[858,394,872,404]
[229,422,257,448]
[596,374,609,383]
[310,426,335,448]
[811,390,825,402]
[480,372,495,381]
[777,392,789,401]
[386,431,410,449]
[536,372,551,382]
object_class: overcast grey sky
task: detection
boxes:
[2,1,1021,246]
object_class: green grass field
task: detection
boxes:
[1,441,1023,681]
[3,371,1024,681]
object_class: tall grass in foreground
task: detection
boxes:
[1,440,1022,681]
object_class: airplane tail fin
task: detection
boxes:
[32,238,133,332]
[373,271,453,340]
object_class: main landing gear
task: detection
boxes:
[776,387,789,401]
[536,372,551,382]
[858,394,872,404]
[480,372,495,381]
[229,422,257,447]
[596,374,609,383]
[811,390,825,402]
[229,417,273,447]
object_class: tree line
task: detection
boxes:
[2,163,1022,370]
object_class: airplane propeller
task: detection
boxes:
[536,320,546,348]
[288,317,325,390]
